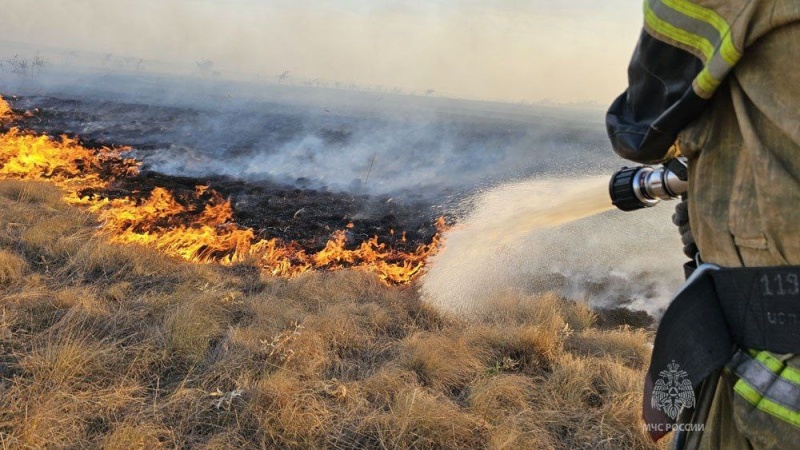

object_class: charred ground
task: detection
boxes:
[3,95,447,253]
[104,170,443,254]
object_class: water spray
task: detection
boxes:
[609,158,688,211]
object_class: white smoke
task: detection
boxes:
[0,0,641,104]
[131,105,611,196]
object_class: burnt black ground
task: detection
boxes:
[121,170,443,252]
[3,97,447,252]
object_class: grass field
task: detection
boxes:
[0,180,663,449]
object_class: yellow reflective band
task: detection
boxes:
[735,378,800,428]
[659,0,742,65]
[644,0,744,97]
[753,351,800,385]
[694,68,721,98]
[661,0,742,66]
[644,1,715,61]
[661,0,728,37]
[720,35,743,66]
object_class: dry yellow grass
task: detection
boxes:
[0,180,666,449]
[0,249,27,286]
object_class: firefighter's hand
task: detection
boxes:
[672,198,698,259]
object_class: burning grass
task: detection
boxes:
[0,95,444,284]
[0,180,664,449]
[0,96,11,122]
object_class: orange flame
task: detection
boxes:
[0,128,139,196]
[0,96,11,121]
[0,101,445,284]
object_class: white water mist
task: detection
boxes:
[421,175,686,318]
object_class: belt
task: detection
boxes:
[644,263,800,441]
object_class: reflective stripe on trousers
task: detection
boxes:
[728,350,800,427]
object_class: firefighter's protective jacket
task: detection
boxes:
[607,0,800,269]
[607,0,800,444]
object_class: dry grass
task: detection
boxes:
[0,180,665,449]
[0,249,27,286]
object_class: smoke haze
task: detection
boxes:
[1,0,641,103]
[6,78,617,199]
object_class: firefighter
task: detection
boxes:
[606,1,800,448]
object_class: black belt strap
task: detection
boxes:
[643,264,800,442]
[715,267,800,353]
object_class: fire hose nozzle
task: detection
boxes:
[609,158,688,212]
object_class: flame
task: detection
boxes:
[0,97,445,284]
[0,128,139,196]
[0,96,11,121]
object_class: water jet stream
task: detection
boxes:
[422,176,685,317]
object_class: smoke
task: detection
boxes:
[6,81,615,198]
[0,0,637,199]
[0,0,641,104]
[421,176,686,318]
[136,109,612,196]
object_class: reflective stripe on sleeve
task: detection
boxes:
[643,0,743,99]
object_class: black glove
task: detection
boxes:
[672,196,698,259]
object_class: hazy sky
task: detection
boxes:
[1,0,642,103]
